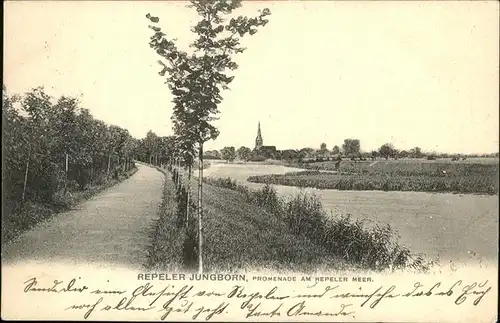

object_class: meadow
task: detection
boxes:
[248,159,499,194]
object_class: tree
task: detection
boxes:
[398,150,409,159]
[143,130,160,164]
[318,143,329,159]
[371,150,378,160]
[332,145,340,155]
[409,147,423,159]
[379,143,395,160]
[281,149,299,161]
[3,86,137,217]
[236,146,252,161]
[392,148,400,160]
[146,1,270,273]
[342,139,360,157]
[204,150,221,159]
[221,146,236,162]
[299,147,315,159]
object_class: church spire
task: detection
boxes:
[255,121,263,150]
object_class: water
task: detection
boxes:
[204,161,499,266]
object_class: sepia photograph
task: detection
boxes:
[2,0,499,321]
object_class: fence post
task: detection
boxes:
[107,154,111,179]
[186,164,191,229]
[197,143,204,274]
[22,159,29,203]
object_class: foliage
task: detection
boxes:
[204,150,221,159]
[236,146,252,161]
[2,86,139,244]
[409,147,424,159]
[146,1,271,148]
[220,146,236,162]
[342,139,361,157]
[379,143,395,160]
[133,130,176,166]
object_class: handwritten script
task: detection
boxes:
[20,276,492,320]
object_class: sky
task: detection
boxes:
[4,1,499,154]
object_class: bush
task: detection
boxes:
[203,177,239,190]
[249,155,266,162]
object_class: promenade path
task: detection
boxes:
[1,164,164,268]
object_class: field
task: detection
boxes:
[248,159,499,194]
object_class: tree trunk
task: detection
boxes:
[186,164,191,229]
[197,143,204,274]
[65,153,69,172]
[22,159,29,203]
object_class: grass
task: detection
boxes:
[247,160,499,194]
[1,166,138,245]
[203,177,431,272]
[146,167,346,273]
[146,167,187,271]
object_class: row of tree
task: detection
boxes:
[204,143,425,162]
[144,0,271,273]
[205,139,496,162]
[3,86,137,216]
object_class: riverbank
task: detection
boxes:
[203,177,431,272]
[146,166,348,273]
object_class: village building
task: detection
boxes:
[253,122,277,159]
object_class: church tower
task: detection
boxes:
[255,121,263,150]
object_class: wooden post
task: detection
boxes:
[22,159,29,203]
[186,164,191,229]
[197,143,204,274]
[107,154,111,178]
[177,159,181,188]
[65,153,69,172]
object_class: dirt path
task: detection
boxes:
[1,164,164,268]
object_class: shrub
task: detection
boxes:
[249,155,266,162]
[250,184,283,215]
